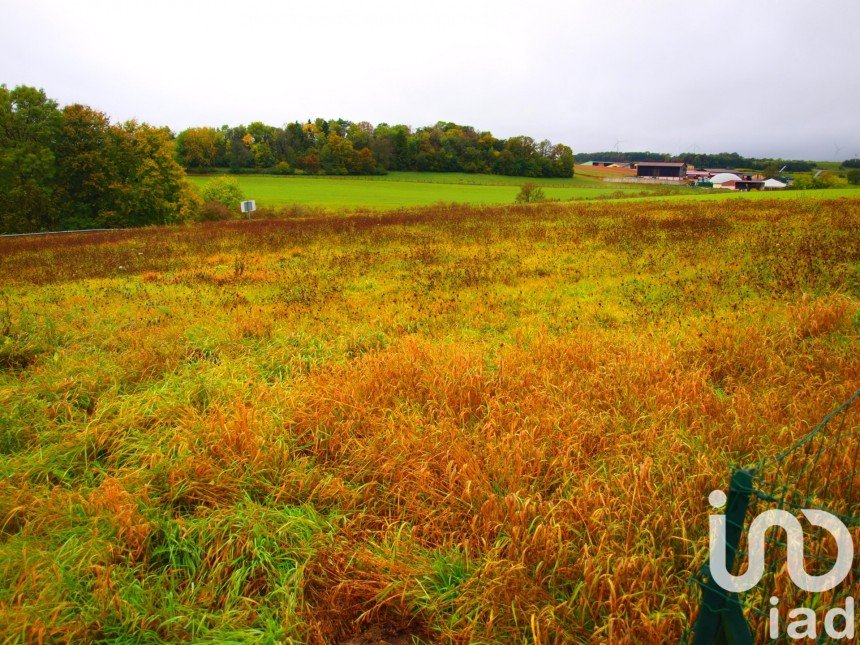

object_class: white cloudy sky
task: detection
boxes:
[2,0,858,160]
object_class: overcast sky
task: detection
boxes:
[2,0,858,160]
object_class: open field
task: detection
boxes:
[572,164,636,180]
[188,172,692,210]
[0,198,858,642]
[188,171,859,212]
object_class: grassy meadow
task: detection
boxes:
[0,197,859,642]
[187,172,693,210]
[188,171,860,212]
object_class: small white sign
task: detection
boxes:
[240,200,256,213]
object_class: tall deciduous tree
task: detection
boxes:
[320,132,359,175]
[176,127,220,169]
[0,85,63,232]
[55,104,116,229]
[103,121,199,227]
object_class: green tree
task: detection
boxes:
[792,172,849,190]
[812,172,848,188]
[374,123,412,170]
[224,126,254,171]
[246,121,274,143]
[352,147,377,174]
[347,121,374,150]
[320,132,358,174]
[54,103,116,229]
[102,121,198,227]
[550,144,575,178]
[760,163,783,178]
[0,85,63,233]
[790,175,813,189]
[846,169,860,185]
[176,127,221,169]
[253,141,276,168]
[2,86,199,232]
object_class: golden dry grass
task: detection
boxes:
[0,198,858,643]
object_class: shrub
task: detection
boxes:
[252,207,278,220]
[272,161,293,175]
[813,172,848,189]
[199,176,245,209]
[514,183,546,204]
[178,180,203,223]
[198,201,234,221]
[791,172,849,190]
[847,169,860,185]
[790,175,813,189]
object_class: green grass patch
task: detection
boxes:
[189,171,860,212]
[188,171,683,210]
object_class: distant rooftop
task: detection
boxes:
[636,162,686,167]
[710,173,743,184]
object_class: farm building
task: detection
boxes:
[636,162,687,179]
[709,172,742,186]
[705,169,761,181]
[733,179,765,191]
[685,169,711,180]
[709,173,764,190]
[704,168,739,176]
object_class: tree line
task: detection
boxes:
[176,120,575,179]
[574,151,816,172]
[1,84,577,233]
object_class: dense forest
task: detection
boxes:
[575,151,816,172]
[176,120,576,178]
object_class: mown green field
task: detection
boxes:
[189,172,859,211]
[187,172,683,210]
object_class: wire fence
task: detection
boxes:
[686,389,860,644]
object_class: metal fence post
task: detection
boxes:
[691,468,754,645]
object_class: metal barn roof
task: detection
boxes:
[710,173,743,184]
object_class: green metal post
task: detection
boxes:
[690,468,755,645]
